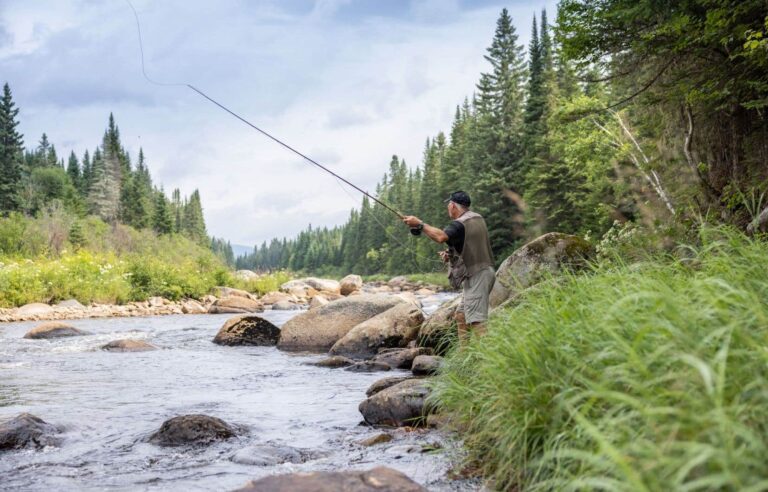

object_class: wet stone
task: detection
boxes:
[148,414,236,447]
[0,413,60,451]
[345,361,392,373]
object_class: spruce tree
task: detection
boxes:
[182,189,207,245]
[80,150,92,196]
[87,133,122,222]
[66,151,81,190]
[0,83,24,211]
[152,190,174,234]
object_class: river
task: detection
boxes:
[0,294,473,491]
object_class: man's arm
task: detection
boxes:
[402,215,448,243]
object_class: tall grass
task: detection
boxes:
[433,227,768,491]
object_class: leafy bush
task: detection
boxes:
[433,227,768,490]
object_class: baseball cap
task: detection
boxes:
[444,191,471,207]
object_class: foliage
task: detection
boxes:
[433,227,768,490]
[227,270,294,296]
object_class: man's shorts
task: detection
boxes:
[457,266,496,324]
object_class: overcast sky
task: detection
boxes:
[0,0,555,247]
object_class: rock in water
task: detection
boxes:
[148,414,236,446]
[308,356,355,368]
[366,376,417,397]
[358,379,432,427]
[277,294,405,352]
[329,303,424,359]
[23,322,88,339]
[358,433,392,447]
[214,286,253,299]
[339,274,363,296]
[102,339,157,352]
[490,232,593,308]
[0,413,59,450]
[230,444,307,466]
[271,300,300,311]
[411,355,443,376]
[235,466,427,492]
[208,296,263,314]
[372,347,432,370]
[416,296,461,352]
[213,315,281,346]
[344,361,392,373]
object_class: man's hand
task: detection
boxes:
[402,215,422,227]
[439,250,450,263]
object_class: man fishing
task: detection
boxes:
[402,191,495,341]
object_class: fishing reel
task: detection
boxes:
[410,223,424,236]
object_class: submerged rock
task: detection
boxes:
[339,274,363,296]
[277,294,405,352]
[102,339,157,352]
[23,321,88,339]
[345,361,392,373]
[208,296,263,314]
[366,376,417,397]
[0,413,60,450]
[411,355,443,376]
[230,444,309,466]
[236,466,426,492]
[358,432,392,447]
[358,379,432,427]
[148,414,236,447]
[212,315,280,346]
[490,232,593,308]
[308,355,355,368]
[329,303,424,359]
[372,347,432,370]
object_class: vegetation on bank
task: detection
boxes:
[433,227,768,490]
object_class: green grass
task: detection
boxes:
[432,227,768,491]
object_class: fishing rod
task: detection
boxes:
[125,0,431,241]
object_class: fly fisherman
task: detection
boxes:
[402,191,495,342]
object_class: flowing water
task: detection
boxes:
[0,294,472,491]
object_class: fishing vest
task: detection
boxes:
[448,210,494,288]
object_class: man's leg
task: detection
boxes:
[455,311,469,345]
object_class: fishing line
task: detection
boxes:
[125,0,445,269]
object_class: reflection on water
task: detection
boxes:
[0,294,470,491]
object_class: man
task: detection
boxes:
[402,191,495,341]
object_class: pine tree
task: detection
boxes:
[88,131,122,222]
[66,151,81,190]
[0,83,24,211]
[80,150,92,196]
[152,190,174,234]
[182,189,207,245]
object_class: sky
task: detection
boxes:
[0,0,556,248]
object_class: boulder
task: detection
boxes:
[302,277,340,293]
[366,376,417,397]
[56,299,85,309]
[415,288,436,296]
[329,303,424,359]
[181,299,207,314]
[236,467,426,492]
[387,276,408,288]
[277,294,405,352]
[271,300,301,311]
[490,232,593,308]
[23,322,88,339]
[0,413,60,450]
[213,315,280,346]
[148,414,236,447]
[16,303,54,317]
[260,291,297,305]
[308,295,329,310]
[372,347,432,370]
[411,355,443,376]
[345,361,392,373]
[208,296,263,314]
[339,274,363,296]
[358,379,432,427]
[394,292,422,307]
[230,444,308,466]
[102,339,158,352]
[280,279,312,297]
[416,296,461,351]
[308,356,355,368]
[214,286,253,299]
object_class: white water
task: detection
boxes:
[0,294,473,491]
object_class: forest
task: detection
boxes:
[237,1,768,276]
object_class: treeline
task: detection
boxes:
[239,2,768,275]
[0,83,223,252]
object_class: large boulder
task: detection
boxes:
[236,466,426,492]
[181,299,207,314]
[366,376,417,397]
[148,414,236,447]
[329,303,424,359]
[372,347,432,370]
[358,379,432,427]
[208,296,263,314]
[416,296,461,351]
[23,322,88,339]
[302,277,340,293]
[277,294,405,352]
[411,355,443,376]
[0,413,60,450]
[280,280,314,297]
[214,286,253,299]
[102,339,158,352]
[16,303,54,317]
[271,300,301,311]
[490,232,593,308]
[308,355,355,368]
[339,274,363,296]
[212,315,280,346]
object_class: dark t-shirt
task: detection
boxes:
[443,220,465,254]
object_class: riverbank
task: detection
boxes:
[433,227,768,490]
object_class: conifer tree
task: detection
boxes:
[152,190,174,234]
[0,83,24,211]
[182,189,207,245]
[66,151,81,190]
[88,131,122,222]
